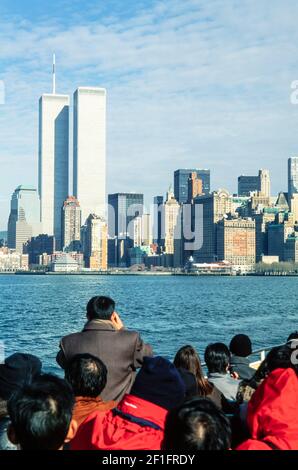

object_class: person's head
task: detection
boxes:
[174,345,202,377]
[131,356,186,410]
[0,353,42,401]
[86,296,115,321]
[204,343,230,375]
[266,344,298,375]
[7,374,77,450]
[174,345,212,396]
[229,334,252,358]
[287,331,298,342]
[163,397,231,451]
[65,353,107,398]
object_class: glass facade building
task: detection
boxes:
[7,186,42,254]
[174,169,210,203]
[108,193,144,266]
[288,157,298,202]
[38,94,69,250]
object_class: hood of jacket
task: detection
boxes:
[237,368,298,450]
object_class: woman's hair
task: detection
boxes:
[174,345,213,396]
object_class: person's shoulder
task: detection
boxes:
[60,329,84,344]
[118,328,139,339]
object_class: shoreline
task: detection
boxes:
[1,271,298,277]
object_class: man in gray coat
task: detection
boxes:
[56,296,153,403]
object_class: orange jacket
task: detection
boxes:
[73,396,117,427]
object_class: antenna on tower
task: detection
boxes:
[52,53,56,94]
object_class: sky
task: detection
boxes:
[1,0,298,229]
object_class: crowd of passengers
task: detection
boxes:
[0,295,297,451]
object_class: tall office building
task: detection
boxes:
[268,222,294,261]
[188,172,203,202]
[163,189,181,255]
[73,87,106,224]
[62,196,81,252]
[253,210,276,262]
[259,169,271,198]
[217,217,256,266]
[153,196,163,246]
[288,157,298,206]
[238,169,270,197]
[132,214,152,247]
[108,193,144,266]
[7,186,42,254]
[194,189,232,263]
[38,93,69,250]
[238,176,259,196]
[81,214,108,270]
[174,169,210,203]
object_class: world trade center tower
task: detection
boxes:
[73,87,106,225]
[38,64,69,252]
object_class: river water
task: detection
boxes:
[0,274,297,373]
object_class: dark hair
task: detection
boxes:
[287,331,298,342]
[266,344,298,374]
[8,374,75,450]
[86,296,115,320]
[174,345,213,396]
[229,334,252,357]
[65,354,107,398]
[163,397,231,451]
[204,343,230,374]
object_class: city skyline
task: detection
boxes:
[2,0,298,228]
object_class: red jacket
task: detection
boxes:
[237,368,298,450]
[71,394,167,450]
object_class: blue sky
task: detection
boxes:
[1,0,298,229]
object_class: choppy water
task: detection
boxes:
[0,274,297,374]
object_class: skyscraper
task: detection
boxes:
[163,189,181,254]
[174,169,210,203]
[73,87,106,224]
[288,157,298,204]
[259,169,270,198]
[194,189,232,263]
[238,169,270,197]
[188,172,203,202]
[81,214,108,270]
[38,93,69,250]
[217,217,256,266]
[62,196,81,252]
[238,176,259,196]
[132,214,152,247]
[153,196,164,246]
[108,193,144,266]
[7,186,42,254]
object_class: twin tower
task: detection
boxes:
[38,85,106,250]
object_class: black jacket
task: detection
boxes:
[230,355,255,381]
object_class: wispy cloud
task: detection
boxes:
[0,0,298,227]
